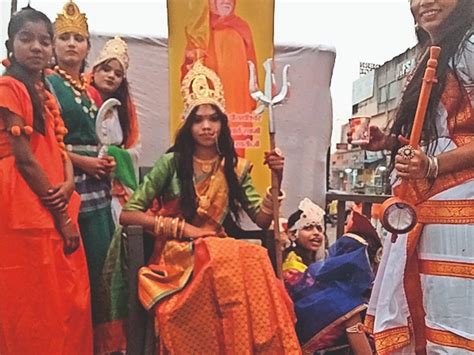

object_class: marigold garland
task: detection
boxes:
[53,65,88,92]
[36,81,69,160]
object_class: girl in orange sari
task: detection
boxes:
[120,62,300,353]
[354,1,474,353]
[0,7,92,354]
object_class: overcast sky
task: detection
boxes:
[1,0,417,144]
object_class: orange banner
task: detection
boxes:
[167,0,275,194]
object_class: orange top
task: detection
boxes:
[0,77,34,158]
[0,76,79,230]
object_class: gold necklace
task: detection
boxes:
[193,155,220,174]
[193,157,221,212]
[54,65,88,92]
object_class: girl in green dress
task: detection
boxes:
[46,1,116,346]
[120,62,301,354]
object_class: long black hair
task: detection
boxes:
[168,105,245,223]
[5,7,54,134]
[389,0,473,167]
[92,59,131,145]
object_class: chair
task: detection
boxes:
[125,225,155,355]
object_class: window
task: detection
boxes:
[352,103,359,115]
[388,81,399,100]
[379,86,387,103]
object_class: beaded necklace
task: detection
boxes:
[37,81,69,160]
[53,65,98,119]
[54,65,88,92]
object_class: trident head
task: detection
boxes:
[248,59,290,133]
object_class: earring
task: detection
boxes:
[215,136,222,156]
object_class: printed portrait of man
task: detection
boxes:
[181,0,258,117]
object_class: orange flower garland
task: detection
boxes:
[7,125,34,136]
[36,81,69,160]
[53,65,88,92]
[47,95,69,161]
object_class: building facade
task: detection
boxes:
[330,46,417,194]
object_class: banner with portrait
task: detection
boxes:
[168,0,275,194]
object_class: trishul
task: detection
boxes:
[248,58,290,279]
[248,59,290,133]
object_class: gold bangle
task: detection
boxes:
[261,187,285,216]
[171,217,179,239]
[425,155,439,179]
[159,217,165,236]
[165,217,174,239]
[153,216,158,234]
[178,219,186,240]
[163,217,171,239]
[153,215,159,235]
[154,215,163,235]
[265,186,286,201]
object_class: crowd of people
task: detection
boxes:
[0,0,472,354]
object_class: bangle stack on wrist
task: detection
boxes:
[154,215,187,240]
[425,155,439,179]
[260,186,286,216]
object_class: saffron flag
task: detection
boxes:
[168,0,275,194]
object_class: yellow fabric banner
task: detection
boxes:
[167,0,275,194]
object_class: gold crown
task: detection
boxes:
[93,36,129,71]
[181,62,226,118]
[54,1,89,38]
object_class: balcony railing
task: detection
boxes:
[326,189,391,238]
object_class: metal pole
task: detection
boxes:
[11,0,18,17]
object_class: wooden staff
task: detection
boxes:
[398,46,441,199]
[380,46,441,235]
[249,59,290,279]
[269,104,283,279]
